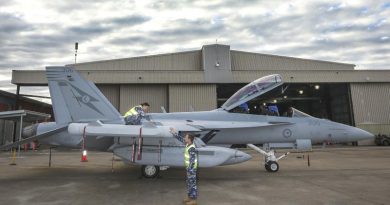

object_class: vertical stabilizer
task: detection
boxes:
[46,66,124,124]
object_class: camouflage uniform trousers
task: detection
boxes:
[186,168,198,199]
[124,115,141,125]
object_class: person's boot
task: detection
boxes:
[186,199,197,205]
[183,197,191,203]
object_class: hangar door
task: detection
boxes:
[97,85,120,110]
[350,83,390,124]
[169,84,217,112]
[120,85,168,114]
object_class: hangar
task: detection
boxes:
[11,44,390,144]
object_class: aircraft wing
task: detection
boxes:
[0,124,68,150]
[68,119,293,140]
[159,120,294,130]
[68,121,201,139]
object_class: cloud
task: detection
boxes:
[152,19,226,37]
[0,0,389,100]
[149,0,193,10]
[69,15,150,35]
[0,12,32,33]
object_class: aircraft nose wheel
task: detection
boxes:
[141,165,160,178]
[247,144,288,173]
[265,161,279,172]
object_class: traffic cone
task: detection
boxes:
[81,150,88,162]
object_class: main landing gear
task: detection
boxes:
[141,165,169,178]
[247,144,289,173]
[141,165,160,178]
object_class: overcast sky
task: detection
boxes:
[0,0,389,103]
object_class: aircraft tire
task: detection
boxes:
[265,161,279,172]
[264,164,271,171]
[141,165,160,178]
[383,140,390,146]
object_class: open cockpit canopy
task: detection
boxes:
[221,74,283,111]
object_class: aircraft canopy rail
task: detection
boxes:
[221,74,283,111]
[292,108,312,118]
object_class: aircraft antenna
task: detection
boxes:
[215,39,220,68]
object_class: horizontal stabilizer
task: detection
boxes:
[0,124,68,150]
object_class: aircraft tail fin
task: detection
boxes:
[46,66,124,124]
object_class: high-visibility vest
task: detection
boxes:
[184,144,198,169]
[124,105,141,117]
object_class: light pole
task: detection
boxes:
[74,42,78,64]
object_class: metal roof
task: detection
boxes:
[10,44,390,85]
[0,89,51,107]
[0,110,51,122]
[230,50,355,71]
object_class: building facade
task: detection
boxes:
[11,44,390,140]
[0,90,52,145]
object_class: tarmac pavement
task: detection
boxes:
[0,146,389,205]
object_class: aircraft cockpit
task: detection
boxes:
[220,74,283,111]
[220,74,313,118]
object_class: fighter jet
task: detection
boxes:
[2,67,374,178]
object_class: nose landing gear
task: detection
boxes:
[265,161,279,172]
[247,144,289,173]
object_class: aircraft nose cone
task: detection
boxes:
[222,150,252,165]
[351,127,375,141]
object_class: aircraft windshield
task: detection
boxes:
[221,74,283,111]
[291,108,312,118]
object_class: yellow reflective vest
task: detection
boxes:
[124,105,141,117]
[184,144,198,169]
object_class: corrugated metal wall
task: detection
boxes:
[202,44,233,83]
[119,85,168,114]
[231,51,354,71]
[0,120,32,146]
[96,85,120,110]
[169,84,217,112]
[350,83,390,124]
[231,70,390,83]
[75,51,202,71]
[0,120,15,145]
[12,70,390,85]
[80,70,205,84]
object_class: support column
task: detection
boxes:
[17,115,23,156]
[12,85,20,143]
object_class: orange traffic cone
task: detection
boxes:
[81,150,88,162]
